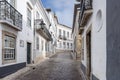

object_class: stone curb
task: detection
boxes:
[0,58,49,80]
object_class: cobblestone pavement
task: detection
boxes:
[15,52,82,80]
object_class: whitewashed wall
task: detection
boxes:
[33,0,51,62]
[81,0,107,79]
[17,0,34,63]
[92,0,106,79]
[0,0,35,67]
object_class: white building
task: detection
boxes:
[73,0,106,80]
[33,0,52,63]
[73,0,120,80]
[56,24,73,53]
[46,9,57,55]
[0,0,35,78]
[0,0,53,78]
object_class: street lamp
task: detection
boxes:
[40,21,45,29]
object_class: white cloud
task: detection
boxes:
[46,0,75,27]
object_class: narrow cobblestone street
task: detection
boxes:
[15,52,82,80]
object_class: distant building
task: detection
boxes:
[73,0,120,80]
[56,24,73,53]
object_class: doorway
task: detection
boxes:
[86,31,91,80]
[27,42,31,64]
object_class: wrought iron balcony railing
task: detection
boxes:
[58,35,67,40]
[59,35,62,39]
[0,0,22,30]
[79,0,92,27]
[35,19,52,41]
[84,0,92,10]
[63,36,67,40]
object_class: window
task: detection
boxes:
[36,37,39,50]
[71,33,72,38]
[2,31,17,64]
[45,42,49,52]
[27,8,31,27]
[96,10,103,32]
[63,30,65,37]
[67,32,69,38]
[71,43,73,49]
[67,42,69,49]
[4,35,16,60]
[63,42,66,48]
[59,29,61,36]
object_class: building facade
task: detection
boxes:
[33,0,52,63]
[73,0,120,80]
[0,0,35,78]
[72,4,82,60]
[56,24,73,53]
[46,9,57,56]
[0,0,54,78]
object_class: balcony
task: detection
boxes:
[35,19,52,41]
[63,36,67,40]
[58,35,67,40]
[59,35,62,39]
[79,0,92,27]
[0,0,22,31]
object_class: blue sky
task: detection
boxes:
[41,0,75,27]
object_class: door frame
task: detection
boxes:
[26,42,32,64]
[86,26,92,80]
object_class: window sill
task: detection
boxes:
[2,60,16,65]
